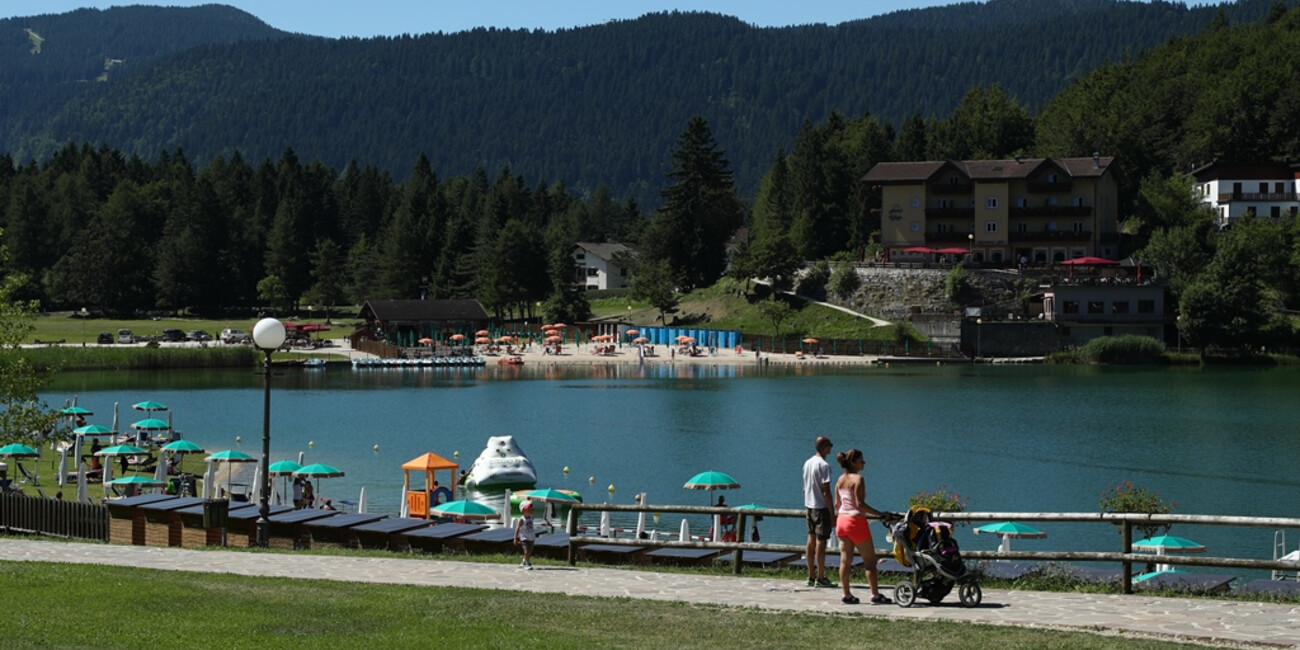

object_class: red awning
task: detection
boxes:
[1059,256,1118,266]
[932,247,969,255]
[902,246,936,254]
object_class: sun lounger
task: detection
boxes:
[715,550,800,567]
[304,512,387,549]
[1236,579,1300,596]
[971,560,1040,580]
[352,517,435,551]
[577,542,649,565]
[406,522,488,554]
[459,526,520,554]
[1134,572,1236,593]
[646,547,721,567]
[1055,564,1123,583]
[265,509,341,550]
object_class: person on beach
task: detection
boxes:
[514,500,536,569]
[802,435,835,588]
[292,478,304,509]
[834,448,890,605]
[302,480,314,509]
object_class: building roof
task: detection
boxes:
[1189,160,1299,182]
[361,299,489,322]
[863,156,1116,184]
[574,242,631,261]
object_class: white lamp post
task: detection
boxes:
[79,307,89,347]
[968,232,974,258]
[976,318,983,360]
[251,317,286,547]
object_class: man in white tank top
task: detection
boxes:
[802,435,834,587]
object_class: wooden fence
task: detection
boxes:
[0,493,108,541]
[565,504,1300,593]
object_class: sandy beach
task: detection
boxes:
[460,342,879,367]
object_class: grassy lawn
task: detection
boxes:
[590,283,907,341]
[30,313,358,346]
[0,560,1202,649]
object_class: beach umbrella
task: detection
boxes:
[96,444,148,457]
[802,337,819,344]
[684,470,740,510]
[0,443,39,458]
[430,499,498,520]
[553,323,567,329]
[475,329,489,336]
[107,475,165,487]
[208,449,257,500]
[475,337,491,344]
[131,418,171,430]
[73,424,115,437]
[449,334,466,341]
[1131,535,1206,553]
[418,337,434,345]
[60,406,93,417]
[295,463,345,503]
[202,460,215,499]
[633,337,648,344]
[519,487,580,504]
[161,440,204,454]
[544,329,560,337]
[626,329,640,336]
[974,521,1046,553]
[268,459,303,503]
[132,401,168,412]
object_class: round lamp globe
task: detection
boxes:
[252,318,287,351]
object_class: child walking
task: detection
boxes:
[514,500,536,569]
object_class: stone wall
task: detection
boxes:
[829,266,1028,323]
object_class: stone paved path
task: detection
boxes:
[2,539,1298,648]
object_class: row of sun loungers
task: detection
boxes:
[100,496,1299,594]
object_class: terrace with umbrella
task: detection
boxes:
[1129,535,1236,592]
[0,443,39,493]
[684,471,740,542]
[206,449,257,500]
[294,463,345,508]
[429,499,498,524]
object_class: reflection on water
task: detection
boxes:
[43,364,1300,569]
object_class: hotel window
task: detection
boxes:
[910,222,920,232]
[1047,173,1058,183]
[948,176,960,185]
[1048,196,1059,206]
[1088,301,1104,315]
[1016,222,1028,233]
[937,199,951,208]
[1112,301,1130,314]
[575,253,585,260]
[1063,301,1079,314]
[936,223,951,233]
[1138,300,1155,314]
[586,268,599,277]
[1260,182,1269,193]
[985,221,998,233]
[619,267,627,277]
[1047,221,1059,231]
[1016,197,1028,207]
[1073,222,1085,232]
[986,197,998,209]
[1276,182,1286,194]
[1074,196,1085,207]
[911,198,920,207]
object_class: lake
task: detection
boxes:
[41,362,1300,566]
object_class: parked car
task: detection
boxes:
[97,332,114,345]
[221,328,249,344]
[160,329,186,342]
[187,330,213,342]
[116,329,135,344]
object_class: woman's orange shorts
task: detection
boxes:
[836,515,873,545]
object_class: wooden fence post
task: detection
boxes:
[1121,520,1132,594]
[733,512,747,575]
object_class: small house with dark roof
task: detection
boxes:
[356,299,490,347]
[573,242,631,290]
[863,155,1121,265]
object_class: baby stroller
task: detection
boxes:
[887,506,982,607]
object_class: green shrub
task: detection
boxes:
[1099,480,1176,540]
[945,263,969,301]
[796,260,830,298]
[908,485,969,520]
[827,262,861,300]
[1079,335,1165,364]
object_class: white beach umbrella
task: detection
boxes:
[202,460,215,499]
[399,486,409,518]
[635,492,647,539]
[357,486,367,514]
[679,518,690,542]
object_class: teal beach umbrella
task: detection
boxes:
[0,443,39,457]
[161,440,204,454]
[73,424,115,437]
[131,418,171,430]
[430,499,498,519]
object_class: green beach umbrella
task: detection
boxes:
[107,475,165,487]
[294,463,344,478]
[430,499,498,519]
[96,444,148,456]
[735,503,765,511]
[0,443,39,457]
[267,460,303,476]
[161,440,205,454]
[60,406,94,416]
[73,424,116,437]
[974,521,1047,538]
[207,449,255,462]
[1131,535,1206,553]
[519,487,580,504]
[684,470,741,507]
[132,401,168,412]
[131,418,171,430]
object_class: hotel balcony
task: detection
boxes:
[925,207,975,219]
[1009,230,1092,242]
[1027,180,1073,193]
[929,183,974,195]
[1217,192,1298,202]
[1009,205,1091,218]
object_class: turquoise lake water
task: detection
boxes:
[42,363,1300,566]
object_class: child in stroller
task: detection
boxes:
[887,506,982,607]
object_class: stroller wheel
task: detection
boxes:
[958,582,982,608]
[894,580,916,608]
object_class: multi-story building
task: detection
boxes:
[1189,160,1300,229]
[863,155,1121,264]
[572,242,631,290]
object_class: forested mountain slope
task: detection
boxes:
[0,5,291,152]
[4,0,1288,204]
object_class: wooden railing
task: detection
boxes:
[0,493,108,541]
[565,505,1300,593]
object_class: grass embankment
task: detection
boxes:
[590,282,908,341]
[0,561,1201,649]
[29,314,354,346]
[11,346,260,371]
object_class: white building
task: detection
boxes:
[1190,160,1300,229]
[572,242,631,290]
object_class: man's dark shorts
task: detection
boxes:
[806,507,832,540]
